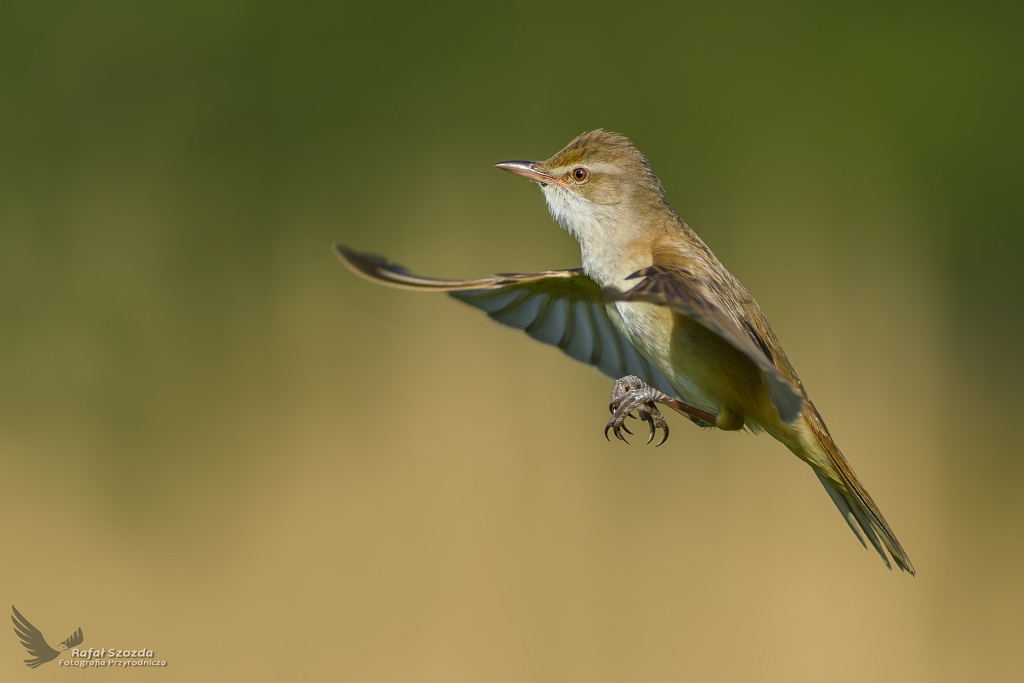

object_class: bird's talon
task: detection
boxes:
[606,376,674,448]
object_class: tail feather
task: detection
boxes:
[815,472,892,570]
[801,406,915,575]
[814,472,867,548]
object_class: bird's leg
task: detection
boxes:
[605,376,716,446]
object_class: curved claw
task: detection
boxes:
[655,423,669,447]
[646,418,656,445]
[605,420,631,443]
[605,418,631,444]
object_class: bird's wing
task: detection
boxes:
[335,245,677,396]
[11,605,60,668]
[603,263,803,423]
[63,627,84,649]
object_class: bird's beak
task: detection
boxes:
[495,160,568,187]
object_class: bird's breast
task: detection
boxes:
[608,301,717,413]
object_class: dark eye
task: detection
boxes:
[572,167,589,182]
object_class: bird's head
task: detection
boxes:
[495,130,671,244]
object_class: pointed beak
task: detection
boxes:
[494,160,567,187]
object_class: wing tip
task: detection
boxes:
[332,243,442,291]
[766,374,804,424]
[333,243,372,277]
[332,243,388,277]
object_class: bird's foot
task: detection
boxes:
[605,375,671,446]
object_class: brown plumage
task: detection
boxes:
[335,129,914,574]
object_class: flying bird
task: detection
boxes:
[335,130,914,574]
[11,605,83,668]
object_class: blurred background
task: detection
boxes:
[1,1,1022,680]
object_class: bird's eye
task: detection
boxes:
[572,167,589,182]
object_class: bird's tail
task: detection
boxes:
[791,405,915,575]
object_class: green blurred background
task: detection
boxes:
[1,1,1022,680]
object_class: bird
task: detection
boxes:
[11,605,84,668]
[335,129,914,574]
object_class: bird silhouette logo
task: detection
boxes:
[11,605,83,668]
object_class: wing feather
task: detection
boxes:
[528,296,570,347]
[335,245,677,396]
[468,289,524,314]
[493,292,546,330]
[563,300,595,363]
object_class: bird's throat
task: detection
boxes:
[541,185,652,289]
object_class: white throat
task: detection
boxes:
[541,185,650,289]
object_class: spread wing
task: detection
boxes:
[11,605,60,668]
[334,244,677,396]
[603,264,804,423]
[63,627,84,649]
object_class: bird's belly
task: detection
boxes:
[609,302,719,414]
